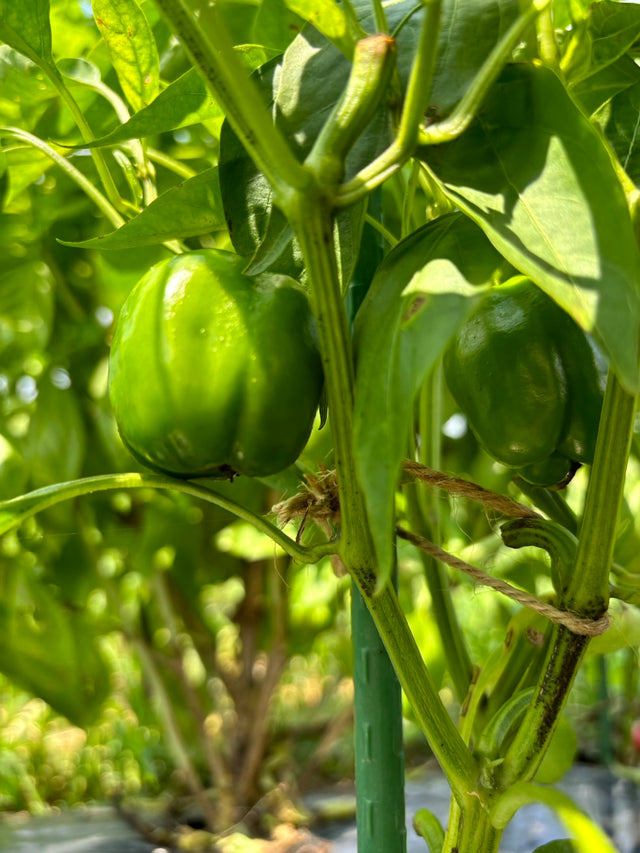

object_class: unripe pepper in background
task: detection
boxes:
[443,277,605,487]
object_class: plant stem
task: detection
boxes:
[443,795,501,853]
[153,0,309,200]
[288,191,477,805]
[409,366,472,703]
[406,487,472,704]
[131,635,218,831]
[496,371,637,788]
[568,373,637,613]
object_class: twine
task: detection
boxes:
[402,460,541,520]
[272,468,340,527]
[272,462,608,637]
[397,526,609,637]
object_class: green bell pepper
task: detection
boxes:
[443,277,604,487]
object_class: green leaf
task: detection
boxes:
[423,63,640,393]
[282,0,355,56]
[0,46,59,130]
[2,145,55,206]
[0,260,54,361]
[59,167,226,249]
[571,54,640,117]
[533,843,576,853]
[252,0,304,52]
[74,67,222,149]
[57,56,102,87]
[353,213,514,586]
[0,575,110,726]
[602,78,640,187]
[91,0,160,111]
[22,378,86,487]
[587,599,640,655]
[70,46,279,149]
[563,0,640,86]
[491,783,618,853]
[428,0,520,118]
[0,0,54,69]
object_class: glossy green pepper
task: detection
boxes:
[109,250,323,478]
[443,277,605,487]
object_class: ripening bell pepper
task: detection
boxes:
[443,277,605,487]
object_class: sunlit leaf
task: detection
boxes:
[67,46,279,149]
[283,0,355,56]
[59,167,226,249]
[563,0,640,86]
[91,0,160,111]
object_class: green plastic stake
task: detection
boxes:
[352,580,407,853]
[349,194,406,853]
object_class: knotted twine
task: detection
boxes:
[273,461,609,638]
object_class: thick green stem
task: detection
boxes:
[443,795,501,853]
[153,0,308,200]
[288,192,477,805]
[568,373,637,613]
[496,371,637,788]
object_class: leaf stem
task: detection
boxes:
[0,472,335,565]
[0,127,124,228]
[418,0,549,146]
[49,71,127,211]
[336,0,443,206]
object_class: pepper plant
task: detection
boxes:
[2,0,640,851]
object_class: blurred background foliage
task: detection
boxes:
[1,0,640,834]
